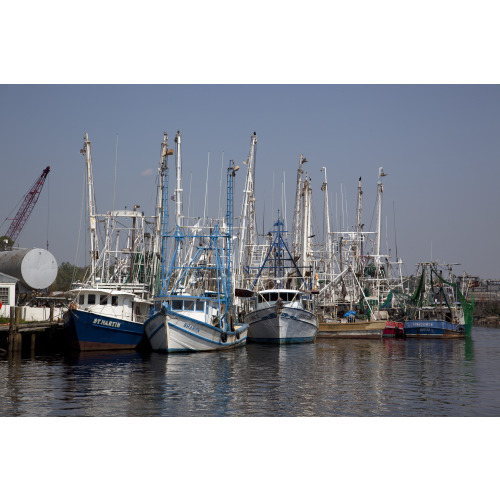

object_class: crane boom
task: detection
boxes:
[6,166,51,244]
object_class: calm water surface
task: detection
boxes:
[1,326,499,416]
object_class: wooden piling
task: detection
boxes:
[9,306,17,334]
[8,306,22,352]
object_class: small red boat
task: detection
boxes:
[382,321,404,338]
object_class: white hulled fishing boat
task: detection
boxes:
[242,218,318,344]
[144,137,247,352]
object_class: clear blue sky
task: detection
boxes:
[0,84,498,279]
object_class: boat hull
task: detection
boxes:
[144,310,248,353]
[318,319,385,339]
[403,320,465,338]
[244,305,318,344]
[63,309,145,351]
[382,321,405,338]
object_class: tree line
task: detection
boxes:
[49,262,88,292]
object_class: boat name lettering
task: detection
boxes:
[262,313,277,320]
[93,318,122,328]
[281,312,310,321]
[411,321,440,328]
[183,322,200,333]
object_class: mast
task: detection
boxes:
[301,171,312,271]
[226,161,240,328]
[375,167,386,268]
[238,132,257,271]
[292,154,306,258]
[174,131,183,228]
[320,167,332,266]
[247,132,258,256]
[159,133,172,296]
[81,133,98,287]
[356,176,363,271]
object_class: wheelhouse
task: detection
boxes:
[252,289,313,311]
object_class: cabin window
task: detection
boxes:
[155,302,162,312]
[196,301,204,311]
[184,300,194,311]
[259,293,271,303]
[99,294,108,305]
[112,296,118,307]
[79,295,85,305]
[87,294,96,305]
[270,293,278,301]
[172,300,183,310]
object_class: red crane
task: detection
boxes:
[5,166,51,244]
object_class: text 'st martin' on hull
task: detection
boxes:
[64,309,145,351]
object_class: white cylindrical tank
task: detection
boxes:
[0,248,58,289]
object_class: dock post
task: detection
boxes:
[8,306,22,352]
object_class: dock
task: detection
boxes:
[0,306,66,353]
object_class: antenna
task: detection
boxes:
[113,134,118,211]
[203,152,210,221]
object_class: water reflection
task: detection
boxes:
[0,328,499,416]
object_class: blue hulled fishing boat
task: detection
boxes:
[403,262,474,338]
[63,133,155,351]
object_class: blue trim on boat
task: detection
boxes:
[168,321,248,346]
[166,308,247,335]
[148,321,164,342]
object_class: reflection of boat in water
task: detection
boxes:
[403,263,474,339]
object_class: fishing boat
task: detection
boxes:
[64,134,155,351]
[403,262,474,338]
[242,217,318,344]
[382,320,404,338]
[314,170,407,339]
[64,287,150,350]
[318,318,386,339]
[144,144,248,353]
